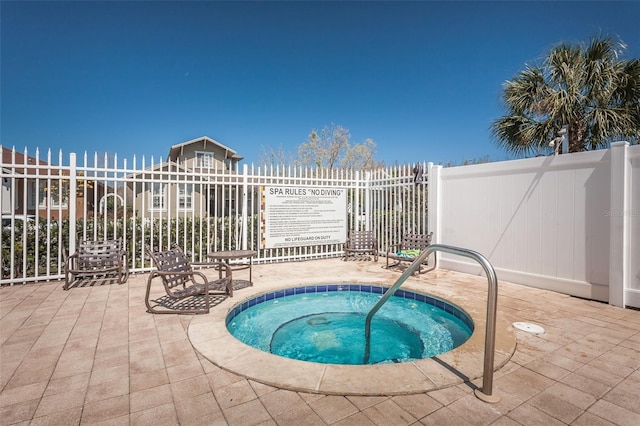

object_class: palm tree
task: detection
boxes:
[492,36,640,156]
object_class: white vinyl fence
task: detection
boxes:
[429,141,639,309]
[2,143,637,309]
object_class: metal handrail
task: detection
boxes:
[364,244,501,403]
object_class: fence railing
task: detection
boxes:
[4,143,637,310]
[1,147,429,284]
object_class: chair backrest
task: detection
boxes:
[77,239,124,269]
[401,233,433,250]
[146,246,194,290]
[349,230,377,248]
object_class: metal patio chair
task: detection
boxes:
[145,245,233,314]
[63,238,129,290]
[385,232,433,274]
[343,230,378,261]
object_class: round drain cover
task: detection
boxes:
[512,322,545,335]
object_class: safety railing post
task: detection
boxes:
[365,244,500,403]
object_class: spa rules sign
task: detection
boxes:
[261,186,347,249]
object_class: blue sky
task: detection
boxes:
[2,1,639,167]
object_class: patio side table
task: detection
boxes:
[207,250,258,284]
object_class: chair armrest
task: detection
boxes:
[64,252,80,269]
[187,264,232,289]
[152,269,199,278]
[191,261,232,279]
[386,243,401,253]
[64,252,79,262]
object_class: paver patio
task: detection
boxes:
[1,258,639,425]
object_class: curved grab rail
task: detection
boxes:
[364,244,500,403]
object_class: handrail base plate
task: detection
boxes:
[474,389,501,404]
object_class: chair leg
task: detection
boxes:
[119,262,129,284]
[144,272,159,314]
[63,270,73,290]
[203,289,211,314]
[385,257,398,270]
[145,272,210,315]
[226,279,233,298]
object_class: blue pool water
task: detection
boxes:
[226,284,473,365]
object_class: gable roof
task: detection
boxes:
[2,146,55,176]
[167,136,243,162]
[124,160,213,183]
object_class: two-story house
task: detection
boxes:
[129,136,244,218]
[2,146,104,220]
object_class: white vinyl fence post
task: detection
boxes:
[69,153,77,255]
[427,162,442,268]
[609,141,630,307]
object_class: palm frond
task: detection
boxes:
[492,35,640,154]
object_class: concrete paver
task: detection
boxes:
[1,258,639,425]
